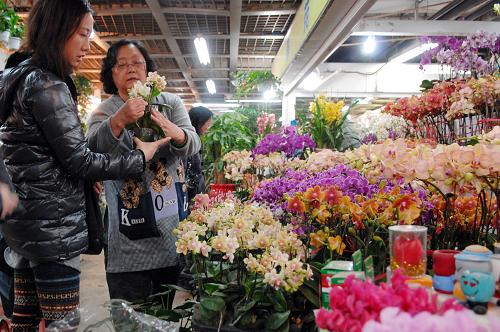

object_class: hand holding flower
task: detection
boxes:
[111,98,148,137]
[151,109,185,145]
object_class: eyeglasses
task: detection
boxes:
[114,61,146,72]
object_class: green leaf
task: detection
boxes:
[162,284,190,293]
[239,299,257,312]
[204,283,226,295]
[200,305,218,320]
[265,311,290,330]
[174,300,197,310]
[233,300,256,325]
[154,309,181,322]
[268,289,287,312]
[200,296,225,312]
[299,284,320,308]
[274,320,290,332]
[237,311,254,327]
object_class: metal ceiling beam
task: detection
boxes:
[352,19,500,36]
[87,53,274,60]
[92,6,295,17]
[241,9,296,16]
[99,33,284,42]
[430,0,489,20]
[85,53,174,59]
[280,0,377,95]
[145,0,200,101]
[91,36,110,52]
[230,0,242,73]
[465,0,498,20]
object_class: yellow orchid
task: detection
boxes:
[327,235,346,255]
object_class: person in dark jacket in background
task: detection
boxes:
[185,106,213,202]
[0,1,168,330]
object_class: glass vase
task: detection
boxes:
[389,225,427,278]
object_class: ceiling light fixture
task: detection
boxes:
[206,80,216,94]
[363,36,376,54]
[263,88,276,100]
[390,42,439,64]
[194,37,210,65]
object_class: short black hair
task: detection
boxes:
[100,40,157,95]
[189,106,213,135]
[24,0,92,78]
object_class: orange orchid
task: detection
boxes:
[390,194,421,224]
[287,195,306,214]
[312,204,331,223]
[305,186,325,202]
[324,187,342,206]
[310,230,327,248]
[327,235,346,255]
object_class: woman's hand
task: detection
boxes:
[151,109,186,145]
[133,137,172,162]
[0,183,18,219]
[110,98,148,137]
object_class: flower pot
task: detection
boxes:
[7,36,21,50]
[209,183,235,198]
[0,30,9,43]
[131,127,155,142]
[432,250,459,276]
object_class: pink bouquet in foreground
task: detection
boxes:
[315,270,463,332]
[363,307,499,332]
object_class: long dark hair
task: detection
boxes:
[189,106,213,135]
[100,40,157,95]
[23,0,92,78]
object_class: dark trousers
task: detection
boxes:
[106,265,180,307]
[12,263,80,332]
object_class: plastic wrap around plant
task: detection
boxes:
[45,299,178,332]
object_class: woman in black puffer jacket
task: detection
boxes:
[0,1,168,329]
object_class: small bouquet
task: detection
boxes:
[127,72,172,142]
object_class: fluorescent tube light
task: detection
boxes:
[363,36,376,54]
[194,37,210,65]
[390,43,438,64]
[263,88,276,100]
[206,80,216,94]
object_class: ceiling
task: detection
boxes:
[14,0,299,104]
[12,0,500,109]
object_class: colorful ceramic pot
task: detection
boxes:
[460,270,495,315]
[432,274,455,294]
[433,250,459,276]
[491,254,500,298]
[454,253,491,281]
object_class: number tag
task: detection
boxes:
[151,185,178,221]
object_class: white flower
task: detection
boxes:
[128,80,151,100]
[147,71,167,91]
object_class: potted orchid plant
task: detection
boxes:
[127,72,171,142]
[174,195,315,331]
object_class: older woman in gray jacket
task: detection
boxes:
[87,40,200,304]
